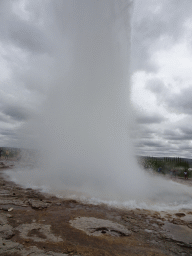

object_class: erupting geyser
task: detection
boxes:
[23,0,147,200]
[9,0,192,210]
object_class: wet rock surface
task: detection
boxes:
[27,199,51,210]
[0,162,191,255]
[69,217,131,237]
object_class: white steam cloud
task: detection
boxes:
[17,0,148,200]
[7,0,192,210]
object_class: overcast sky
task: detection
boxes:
[0,0,192,158]
[131,0,192,158]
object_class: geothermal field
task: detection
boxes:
[0,0,192,255]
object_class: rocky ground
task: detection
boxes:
[0,161,192,255]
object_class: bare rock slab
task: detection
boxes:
[28,199,51,209]
[69,217,131,237]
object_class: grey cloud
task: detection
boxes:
[137,143,180,157]
[136,124,186,156]
[131,0,192,72]
[136,136,192,157]
[2,105,31,121]
[0,113,13,123]
[143,141,164,148]
[164,132,192,141]
[131,17,165,72]
[155,127,192,142]
[8,20,50,54]
[145,82,192,116]
[0,125,18,142]
[132,1,192,157]
[180,144,192,150]
[139,128,155,139]
[136,112,166,124]
[136,123,192,158]
[1,130,16,137]
[163,129,178,137]
[180,127,192,136]
[145,79,165,94]
[164,86,192,115]
[0,0,50,54]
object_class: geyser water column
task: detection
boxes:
[27,0,147,200]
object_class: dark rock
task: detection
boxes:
[1,230,15,239]
[175,213,186,217]
[1,206,9,211]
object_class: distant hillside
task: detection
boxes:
[138,156,192,167]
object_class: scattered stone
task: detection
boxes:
[8,208,13,212]
[66,199,77,204]
[176,242,192,248]
[1,206,9,211]
[0,162,10,169]
[175,213,186,218]
[187,223,192,229]
[150,240,159,245]
[171,218,184,225]
[144,229,153,233]
[1,230,15,240]
[28,199,50,210]
[69,217,131,237]
[131,227,139,233]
